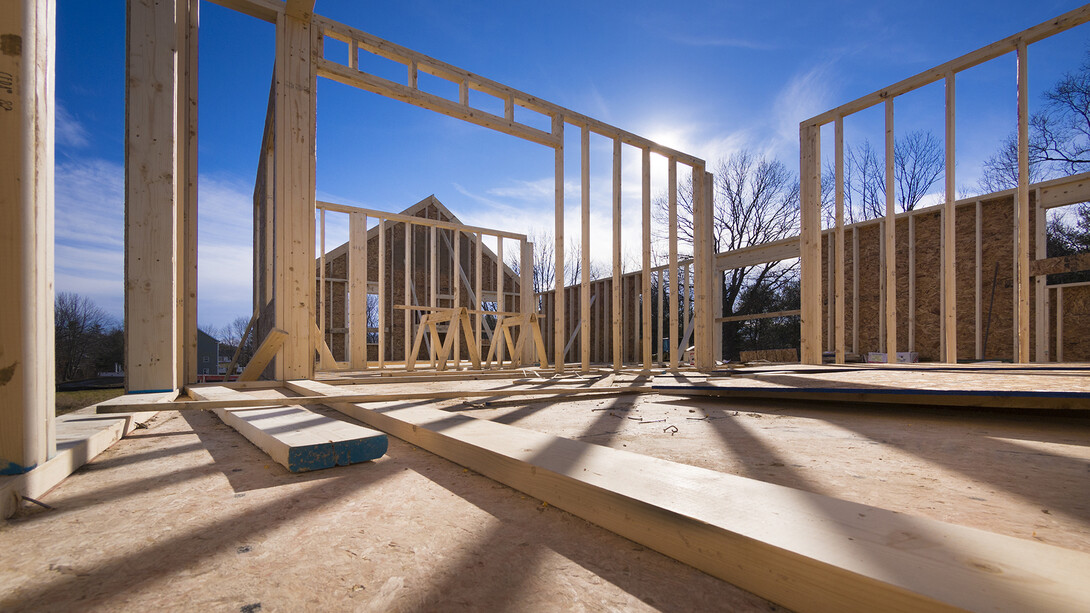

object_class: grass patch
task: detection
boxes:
[56,388,124,416]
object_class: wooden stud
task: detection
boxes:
[319,208,326,336]
[612,138,623,370]
[642,147,652,370]
[668,158,679,371]
[981,198,989,359]
[1035,188,1047,362]
[554,114,565,373]
[349,212,367,370]
[452,228,460,368]
[581,125,591,372]
[520,239,535,365]
[404,221,411,364]
[0,0,56,473]
[682,262,690,357]
[182,0,199,385]
[125,0,186,392]
[1016,41,1031,363]
[430,224,437,365]
[879,219,887,351]
[909,215,916,352]
[799,124,822,364]
[378,219,386,368]
[852,227,859,354]
[658,269,665,366]
[475,232,483,360]
[884,99,896,362]
[497,237,505,364]
[408,59,417,89]
[826,235,834,353]
[1057,287,1065,362]
[834,118,845,364]
[695,169,716,369]
[943,72,957,363]
[272,10,316,379]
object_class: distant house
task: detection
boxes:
[315,195,521,363]
[197,329,220,375]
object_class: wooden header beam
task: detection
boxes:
[802,4,1090,128]
[313,15,705,166]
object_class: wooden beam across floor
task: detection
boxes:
[189,386,387,472]
[278,378,1090,613]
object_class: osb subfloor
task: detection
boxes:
[2,379,1089,611]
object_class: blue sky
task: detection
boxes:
[54,0,1090,330]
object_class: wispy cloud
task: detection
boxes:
[55,104,90,149]
[770,60,839,157]
[54,156,261,328]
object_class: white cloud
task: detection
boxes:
[770,61,839,158]
[55,104,90,149]
[53,156,261,328]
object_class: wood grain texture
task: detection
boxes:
[190,386,386,472]
[290,377,1090,613]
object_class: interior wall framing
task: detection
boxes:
[798,5,1090,365]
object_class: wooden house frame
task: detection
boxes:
[798,6,1090,365]
[4,1,1090,610]
[314,195,528,367]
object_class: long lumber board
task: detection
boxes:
[289,378,1090,613]
[651,376,1090,410]
[2,406,159,519]
[96,385,649,413]
[189,386,386,472]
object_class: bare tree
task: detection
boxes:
[895,130,945,211]
[55,292,113,381]
[979,51,1090,192]
[656,149,800,359]
[1034,53,1090,173]
[978,132,1048,193]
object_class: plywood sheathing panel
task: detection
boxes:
[821,193,1041,361]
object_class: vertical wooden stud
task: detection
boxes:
[272,11,316,379]
[884,99,896,362]
[0,0,55,473]
[641,147,652,370]
[908,215,916,352]
[404,222,411,363]
[349,212,367,370]
[581,124,591,372]
[521,239,534,365]
[612,138,622,370]
[497,236,505,364]
[834,117,845,364]
[981,200,989,357]
[554,115,565,373]
[378,218,386,367]
[668,159,679,371]
[852,227,859,354]
[694,168,716,369]
[125,0,186,391]
[943,72,957,362]
[1034,188,1047,362]
[799,123,822,364]
[475,231,483,359]
[1016,41,1031,363]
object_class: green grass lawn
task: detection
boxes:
[55,388,125,416]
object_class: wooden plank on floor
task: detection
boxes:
[650,375,1090,410]
[189,386,387,472]
[288,378,1090,613]
[1,405,159,519]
